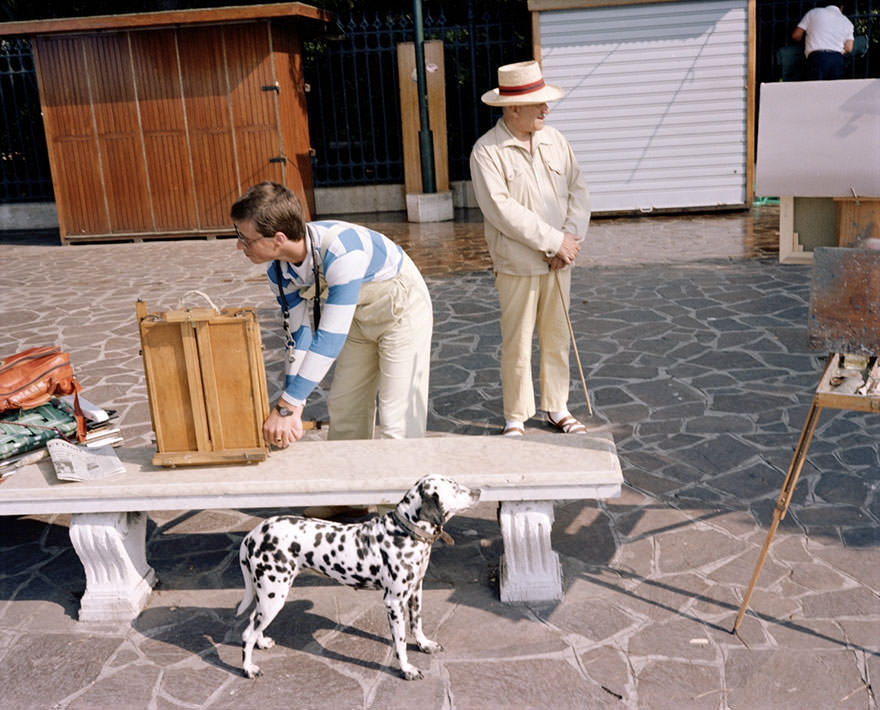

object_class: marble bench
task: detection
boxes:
[0,432,622,622]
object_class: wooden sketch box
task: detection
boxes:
[136,300,269,466]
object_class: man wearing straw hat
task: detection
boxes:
[470,60,591,437]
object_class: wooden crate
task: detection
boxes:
[136,301,269,466]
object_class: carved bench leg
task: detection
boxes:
[68,511,157,622]
[498,501,563,603]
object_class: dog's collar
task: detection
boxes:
[391,509,454,545]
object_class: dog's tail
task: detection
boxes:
[236,552,254,616]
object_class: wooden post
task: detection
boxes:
[397,40,448,195]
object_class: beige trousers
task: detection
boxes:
[495,269,572,422]
[328,254,433,440]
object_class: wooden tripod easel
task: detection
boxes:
[732,354,880,632]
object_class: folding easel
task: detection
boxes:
[732,354,880,632]
[733,246,879,632]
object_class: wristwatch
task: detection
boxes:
[275,403,295,417]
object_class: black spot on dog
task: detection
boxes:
[418,491,445,527]
[305,551,314,566]
[370,564,380,576]
[314,532,323,546]
[289,541,301,557]
[380,550,397,581]
[326,532,336,544]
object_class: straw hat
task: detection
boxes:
[481,60,565,106]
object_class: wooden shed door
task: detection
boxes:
[178,22,286,229]
[34,21,291,239]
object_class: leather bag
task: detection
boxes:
[0,346,86,441]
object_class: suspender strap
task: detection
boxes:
[307,226,322,331]
[272,259,295,362]
[272,227,324,362]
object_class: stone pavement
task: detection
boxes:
[0,205,878,709]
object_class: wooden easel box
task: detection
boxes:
[136,301,270,466]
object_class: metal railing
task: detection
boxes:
[303,2,531,186]
[0,38,52,203]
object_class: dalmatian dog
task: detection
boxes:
[236,475,479,680]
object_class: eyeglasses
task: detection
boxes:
[233,223,269,248]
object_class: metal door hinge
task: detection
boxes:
[269,156,287,164]
[262,82,280,93]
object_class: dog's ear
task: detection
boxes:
[418,490,445,527]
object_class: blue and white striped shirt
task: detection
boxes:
[267,220,404,406]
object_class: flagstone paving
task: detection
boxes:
[0,205,878,709]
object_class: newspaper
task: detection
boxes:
[47,439,125,482]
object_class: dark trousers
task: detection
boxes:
[807,50,844,80]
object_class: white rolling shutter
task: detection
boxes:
[539,0,748,213]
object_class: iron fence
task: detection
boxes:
[0,38,52,202]
[303,2,531,186]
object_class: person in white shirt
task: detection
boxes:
[792,4,854,80]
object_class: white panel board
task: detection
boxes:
[755,79,880,198]
[539,0,748,213]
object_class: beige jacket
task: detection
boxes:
[469,118,591,276]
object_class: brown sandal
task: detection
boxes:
[547,413,587,434]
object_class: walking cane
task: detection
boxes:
[554,270,593,417]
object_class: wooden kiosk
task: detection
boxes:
[0,3,332,243]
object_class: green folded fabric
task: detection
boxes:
[0,399,79,460]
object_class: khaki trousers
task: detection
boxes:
[328,254,433,440]
[495,269,571,422]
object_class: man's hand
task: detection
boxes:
[263,403,305,447]
[555,231,581,264]
[544,255,568,271]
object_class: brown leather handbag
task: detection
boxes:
[0,346,86,441]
